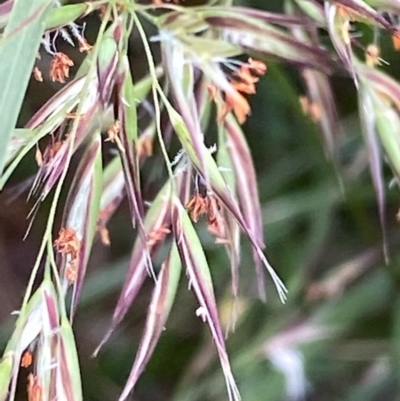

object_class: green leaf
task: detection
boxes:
[0,0,52,175]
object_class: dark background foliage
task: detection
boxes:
[1,0,400,400]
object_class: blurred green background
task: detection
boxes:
[2,0,400,400]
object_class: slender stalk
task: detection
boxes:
[132,11,177,191]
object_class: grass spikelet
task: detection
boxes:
[56,134,103,317]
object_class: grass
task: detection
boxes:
[1,0,400,401]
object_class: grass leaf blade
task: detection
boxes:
[0,0,52,174]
